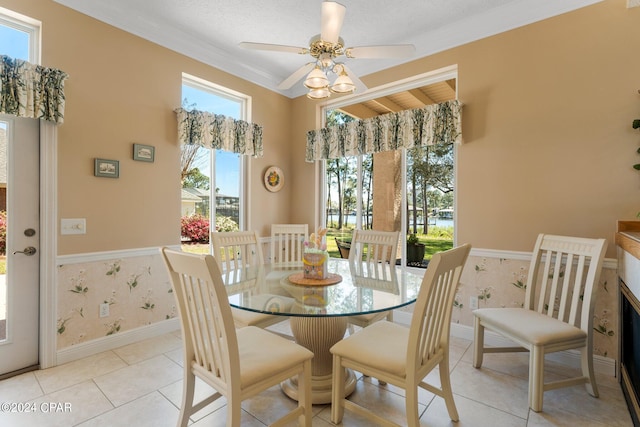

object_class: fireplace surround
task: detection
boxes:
[621,280,640,426]
[616,221,640,426]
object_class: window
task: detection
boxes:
[180,74,250,252]
[321,68,457,266]
[0,7,40,62]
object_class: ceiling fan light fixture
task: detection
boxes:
[307,87,331,100]
[304,66,329,89]
[330,72,355,93]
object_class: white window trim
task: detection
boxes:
[181,73,252,230]
[317,65,459,262]
[0,6,41,63]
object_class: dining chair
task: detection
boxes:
[473,234,607,412]
[348,229,400,331]
[161,248,313,427]
[270,224,308,267]
[211,230,287,330]
[330,243,471,427]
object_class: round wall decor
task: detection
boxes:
[264,166,284,192]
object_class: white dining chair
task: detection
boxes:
[211,230,288,330]
[330,243,471,427]
[161,247,313,427]
[348,229,400,331]
[473,234,607,412]
[270,224,308,267]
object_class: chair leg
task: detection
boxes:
[529,345,545,412]
[473,317,485,368]
[178,371,195,427]
[226,392,242,427]
[299,360,312,427]
[439,358,459,422]
[581,345,599,398]
[406,384,420,427]
[331,355,346,424]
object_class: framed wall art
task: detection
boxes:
[94,158,119,178]
[264,166,283,192]
[133,143,155,162]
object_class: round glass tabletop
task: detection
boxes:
[224,258,424,317]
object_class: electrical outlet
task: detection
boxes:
[469,296,478,310]
[99,303,110,318]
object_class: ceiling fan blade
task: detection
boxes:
[321,1,346,44]
[340,64,367,93]
[277,62,316,90]
[345,44,416,59]
[239,42,308,55]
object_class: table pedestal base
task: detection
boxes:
[282,314,356,404]
[281,369,356,405]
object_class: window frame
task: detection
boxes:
[318,65,458,264]
[181,73,252,232]
[0,6,41,63]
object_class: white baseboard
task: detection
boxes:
[56,318,180,365]
[392,311,616,378]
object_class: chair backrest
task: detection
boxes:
[407,243,471,376]
[349,259,399,294]
[211,230,264,272]
[348,229,399,264]
[161,247,239,388]
[270,224,308,267]
[524,234,607,333]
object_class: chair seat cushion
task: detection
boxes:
[473,308,586,346]
[330,320,408,377]
[237,326,313,388]
[231,294,293,327]
[231,307,276,326]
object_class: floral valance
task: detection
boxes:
[0,55,69,125]
[305,99,462,162]
[175,108,263,157]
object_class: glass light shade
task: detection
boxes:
[330,73,355,93]
[307,87,331,99]
[304,67,329,89]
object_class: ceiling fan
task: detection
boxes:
[239,1,415,99]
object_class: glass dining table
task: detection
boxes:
[222,258,425,404]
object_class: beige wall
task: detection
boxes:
[2,0,638,258]
[1,0,295,254]
[293,0,640,258]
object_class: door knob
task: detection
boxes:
[13,246,37,256]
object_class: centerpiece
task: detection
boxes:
[287,227,341,286]
[303,228,329,279]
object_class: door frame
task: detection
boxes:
[39,120,57,369]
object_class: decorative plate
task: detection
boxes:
[264,166,284,192]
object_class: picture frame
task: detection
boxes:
[133,143,155,162]
[94,158,119,178]
[264,166,284,192]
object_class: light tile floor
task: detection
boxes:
[0,322,633,427]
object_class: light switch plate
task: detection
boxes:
[61,218,86,235]
[628,0,640,8]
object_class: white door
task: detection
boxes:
[0,115,40,377]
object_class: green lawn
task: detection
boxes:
[328,229,453,262]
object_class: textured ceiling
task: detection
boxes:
[53,0,600,99]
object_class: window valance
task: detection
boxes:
[305,99,462,162]
[0,55,69,125]
[175,108,263,157]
